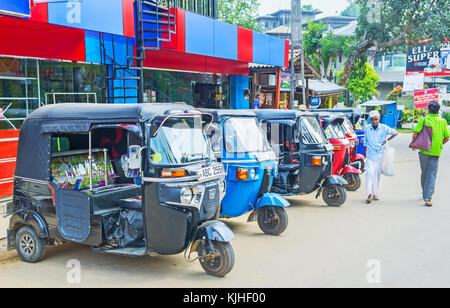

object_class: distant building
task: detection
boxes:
[256,9,322,34]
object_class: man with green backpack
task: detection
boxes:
[412,101,450,207]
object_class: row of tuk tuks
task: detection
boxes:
[5,103,366,277]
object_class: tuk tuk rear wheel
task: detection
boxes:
[343,173,361,191]
[323,185,347,207]
[257,206,288,236]
[15,226,47,263]
[198,241,235,278]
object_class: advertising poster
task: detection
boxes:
[406,41,450,76]
[402,73,424,92]
[414,88,439,109]
[280,68,292,89]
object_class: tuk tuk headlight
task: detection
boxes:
[249,168,257,180]
[219,180,226,197]
[180,187,194,205]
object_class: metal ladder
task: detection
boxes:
[101,0,177,104]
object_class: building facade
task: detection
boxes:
[0,0,289,199]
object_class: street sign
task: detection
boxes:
[414,88,439,109]
[310,97,321,109]
[0,0,31,18]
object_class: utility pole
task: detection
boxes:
[291,0,306,109]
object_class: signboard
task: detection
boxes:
[0,0,31,18]
[310,97,321,109]
[0,108,3,120]
[280,68,292,89]
[403,73,424,93]
[407,41,450,76]
[414,88,439,109]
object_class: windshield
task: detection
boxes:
[224,117,271,154]
[340,118,356,135]
[300,117,328,144]
[149,116,213,165]
[324,122,346,140]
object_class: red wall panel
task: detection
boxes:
[144,49,248,76]
[237,27,253,63]
[0,17,86,62]
[122,0,135,38]
[0,130,19,198]
[30,2,48,23]
[285,40,290,68]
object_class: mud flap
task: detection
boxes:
[6,229,14,251]
[247,209,260,222]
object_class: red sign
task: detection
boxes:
[0,108,3,119]
[414,88,439,109]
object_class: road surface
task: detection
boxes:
[1,133,449,288]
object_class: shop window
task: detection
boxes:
[143,69,231,109]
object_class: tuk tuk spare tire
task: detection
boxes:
[322,185,347,207]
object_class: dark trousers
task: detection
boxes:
[419,152,440,201]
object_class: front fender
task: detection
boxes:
[341,165,362,175]
[193,220,235,243]
[351,154,366,162]
[323,175,348,187]
[255,193,290,210]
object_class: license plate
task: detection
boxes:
[256,151,276,162]
[196,164,226,181]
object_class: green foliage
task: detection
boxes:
[302,4,314,11]
[303,19,355,80]
[218,0,260,31]
[337,59,379,105]
[339,0,449,86]
[443,112,450,125]
[386,85,403,101]
[341,0,360,17]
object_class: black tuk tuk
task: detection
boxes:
[255,110,348,207]
[6,103,235,277]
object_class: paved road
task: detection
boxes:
[1,133,449,288]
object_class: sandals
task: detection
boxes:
[366,195,373,204]
[424,201,433,207]
[373,195,379,201]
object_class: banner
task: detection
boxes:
[407,41,450,76]
[402,73,424,92]
[414,88,439,109]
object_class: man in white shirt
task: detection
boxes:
[364,110,398,203]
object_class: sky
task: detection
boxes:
[258,0,350,18]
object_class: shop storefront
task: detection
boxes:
[0,0,289,199]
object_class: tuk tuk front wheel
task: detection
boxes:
[198,241,235,277]
[343,173,361,191]
[257,206,288,236]
[15,226,47,263]
[323,185,347,207]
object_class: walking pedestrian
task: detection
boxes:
[364,110,399,203]
[412,101,449,207]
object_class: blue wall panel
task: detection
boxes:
[253,32,271,65]
[48,0,124,36]
[270,37,286,67]
[0,0,30,17]
[185,11,214,57]
[231,75,250,109]
[213,20,237,61]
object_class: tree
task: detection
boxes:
[338,58,380,105]
[302,4,314,11]
[338,0,449,86]
[218,0,260,31]
[303,19,354,80]
[341,1,360,17]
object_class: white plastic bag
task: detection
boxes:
[382,142,395,176]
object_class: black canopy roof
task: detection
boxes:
[197,108,257,122]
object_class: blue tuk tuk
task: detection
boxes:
[201,109,290,236]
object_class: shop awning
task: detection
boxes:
[297,79,346,95]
